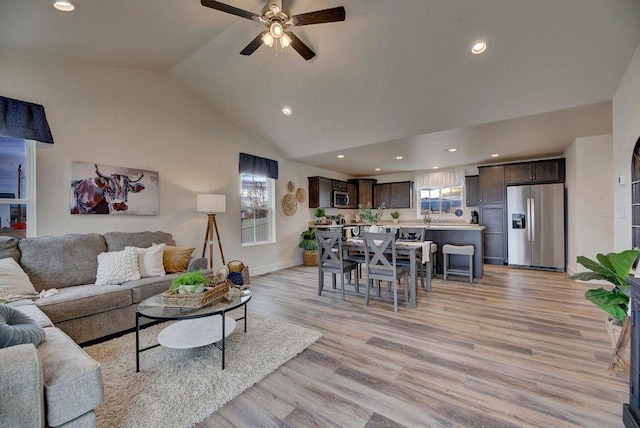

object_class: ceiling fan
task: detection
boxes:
[201,0,346,60]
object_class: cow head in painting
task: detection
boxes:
[71,164,145,214]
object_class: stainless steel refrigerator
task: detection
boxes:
[507,183,565,271]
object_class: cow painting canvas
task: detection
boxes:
[70,161,158,215]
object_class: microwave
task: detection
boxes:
[333,191,350,208]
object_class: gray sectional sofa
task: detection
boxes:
[0,231,209,428]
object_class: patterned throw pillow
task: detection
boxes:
[95,249,141,286]
[0,258,38,303]
[125,244,166,278]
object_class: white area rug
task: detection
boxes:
[84,313,322,428]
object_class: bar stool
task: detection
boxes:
[442,244,474,284]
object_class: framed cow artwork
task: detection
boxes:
[70,161,159,215]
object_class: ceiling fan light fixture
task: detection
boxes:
[270,22,284,38]
[262,33,275,47]
[53,1,77,12]
[471,40,487,55]
[280,33,292,48]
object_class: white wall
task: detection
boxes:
[564,134,614,273]
[613,41,640,251]
[0,56,338,275]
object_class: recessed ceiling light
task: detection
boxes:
[395,156,403,160]
[374,168,381,171]
[471,40,487,55]
[53,1,77,12]
[282,106,292,115]
[446,148,458,152]
[432,166,439,169]
[337,155,344,159]
[491,153,500,157]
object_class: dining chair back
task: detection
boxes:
[316,230,359,300]
[362,232,409,312]
[399,227,425,241]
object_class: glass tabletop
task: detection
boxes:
[137,289,252,320]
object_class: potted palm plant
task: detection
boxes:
[170,271,210,294]
[299,227,318,266]
[570,249,640,346]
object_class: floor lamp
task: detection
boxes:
[197,194,226,268]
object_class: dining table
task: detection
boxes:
[341,238,432,309]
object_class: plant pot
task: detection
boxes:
[178,283,205,295]
[303,250,318,267]
[392,219,399,224]
[605,316,623,348]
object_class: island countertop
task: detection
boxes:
[310,222,484,231]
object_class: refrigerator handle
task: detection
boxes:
[526,198,532,242]
[530,198,536,242]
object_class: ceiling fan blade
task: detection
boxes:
[285,31,316,61]
[201,0,261,22]
[290,6,345,26]
[240,32,268,56]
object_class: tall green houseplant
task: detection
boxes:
[570,249,640,323]
[299,228,319,266]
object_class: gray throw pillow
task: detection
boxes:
[0,303,46,349]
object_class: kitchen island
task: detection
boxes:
[311,222,485,279]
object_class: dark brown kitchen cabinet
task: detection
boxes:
[465,175,479,206]
[332,180,348,192]
[308,177,333,208]
[373,181,413,208]
[347,183,358,208]
[480,205,506,265]
[349,179,377,206]
[505,159,565,185]
[478,165,505,205]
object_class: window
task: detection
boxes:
[240,174,275,245]
[0,138,36,238]
[419,185,462,218]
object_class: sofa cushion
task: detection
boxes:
[37,327,103,427]
[13,303,54,328]
[126,243,166,278]
[162,245,195,273]
[0,236,20,262]
[0,257,39,302]
[0,303,46,348]
[34,283,132,324]
[104,231,175,251]
[126,273,183,303]
[18,234,107,291]
[95,248,140,285]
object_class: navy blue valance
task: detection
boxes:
[239,152,278,179]
[0,96,54,144]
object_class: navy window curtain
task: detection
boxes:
[0,96,54,144]
[239,152,278,179]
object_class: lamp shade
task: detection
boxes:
[197,194,226,213]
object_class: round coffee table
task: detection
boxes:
[135,289,252,371]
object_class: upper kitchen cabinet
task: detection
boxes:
[349,179,377,207]
[373,181,413,208]
[465,175,479,206]
[478,166,505,205]
[347,182,358,209]
[308,176,333,208]
[332,180,348,192]
[506,159,565,185]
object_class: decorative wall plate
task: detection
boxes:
[282,193,297,216]
[287,181,296,192]
[295,187,306,203]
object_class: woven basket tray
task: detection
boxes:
[161,280,231,308]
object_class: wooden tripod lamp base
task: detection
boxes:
[197,194,226,269]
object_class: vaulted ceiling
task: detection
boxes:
[1,0,639,176]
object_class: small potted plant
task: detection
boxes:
[390,210,400,224]
[299,227,319,266]
[358,202,385,224]
[314,208,327,225]
[170,271,210,295]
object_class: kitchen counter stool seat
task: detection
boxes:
[443,244,474,284]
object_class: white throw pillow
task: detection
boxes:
[95,249,141,286]
[125,244,166,278]
[0,258,38,302]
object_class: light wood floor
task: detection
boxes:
[196,265,627,428]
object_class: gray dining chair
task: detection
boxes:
[397,227,426,289]
[362,232,410,312]
[316,230,359,301]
